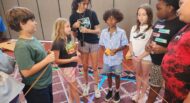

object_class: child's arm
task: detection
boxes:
[151,42,167,54]
[80,25,101,34]
[136,51,150,60]
[111,45,127,55]
[20,51,55,77]
[53,50,78,65]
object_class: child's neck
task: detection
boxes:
[19,31,33,39]
[108,26,117,34]
[166,13,177,21]
[77,8,85,13]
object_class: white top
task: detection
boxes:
[130,25,152,61]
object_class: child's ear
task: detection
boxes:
[168,5,175,13]
[20,22,24,29]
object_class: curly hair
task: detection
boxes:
[164,0,180,11]
[103,8,124,23]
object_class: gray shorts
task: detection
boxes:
[78,41,99,53]
[149,64,164,87]
[102,64,122,76]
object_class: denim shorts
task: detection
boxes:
[102,64,122,76]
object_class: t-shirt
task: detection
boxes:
[162,25,190,102]
[130,25,152,61]
[0,17,6,32]
[70,9,99,44]
[51,35,77,67]
[150,17,185,65]
[14,37,52,89]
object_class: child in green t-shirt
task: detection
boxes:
[6,7,55,103]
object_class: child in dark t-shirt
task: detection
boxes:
[145,0,185,103]
[51,18,80,103]
[69,0,101,98]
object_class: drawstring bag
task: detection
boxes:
[0,50,24,103]
[0,50,16,74]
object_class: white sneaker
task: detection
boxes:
[131,94,139,102]
[94,85,101,98]
[82,84,90,96]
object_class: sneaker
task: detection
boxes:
[113,92,120,103]
[94,85,101,98]
[138,94,147,103]
[131,94,139,102]
[105,90,113,102]
[82,84,90,96]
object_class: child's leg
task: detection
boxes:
[81,53,89,85]
[113,65,122,103]
[69,81,80,103]
[147,64,163,103]
[68,84,74,103]
[115,75,120,91]
[107,73,113,88]
[140,60,151,97]
[133,59,142,95]
[90,51,99,85]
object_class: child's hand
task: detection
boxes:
[73,20,81,28]
[80,27,89,33]
[46,51,55,63]
[105,48,111,56]
[132,56,141,62]
[145,43,152,52]
[71,56,79,62]
[110,49,117,56]
[77,51,81,57]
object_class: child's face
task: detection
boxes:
[20,19,37,34]
[78,0,89,12]
[178,0,190,23]
[64,22,71,35]
[106,16,117,28]
[156,0,170,20]
[137,8,148,25]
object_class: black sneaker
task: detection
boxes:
[113,92,120,103]
[105,90,113,102]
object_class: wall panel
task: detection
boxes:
[115,0,149,37]
[37,0,60,40]
[1,0,19,39]
[92,0,113,30]
[19,0,44,40]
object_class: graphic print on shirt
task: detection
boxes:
[65,40,76,55]
[79,17,91,29]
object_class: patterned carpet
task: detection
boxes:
[4,41,163,103]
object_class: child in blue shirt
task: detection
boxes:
[99,9,128,103]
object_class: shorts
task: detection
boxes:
[102,64,122,76]
[149,64,164,87]
[78,41,99,53]
[60,67,77,83]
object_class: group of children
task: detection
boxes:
[2,0,190,103]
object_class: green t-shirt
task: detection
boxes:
[14,37,52,89]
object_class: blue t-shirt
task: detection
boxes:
[0,17,6,32]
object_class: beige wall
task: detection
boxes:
[0,0,157,40]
